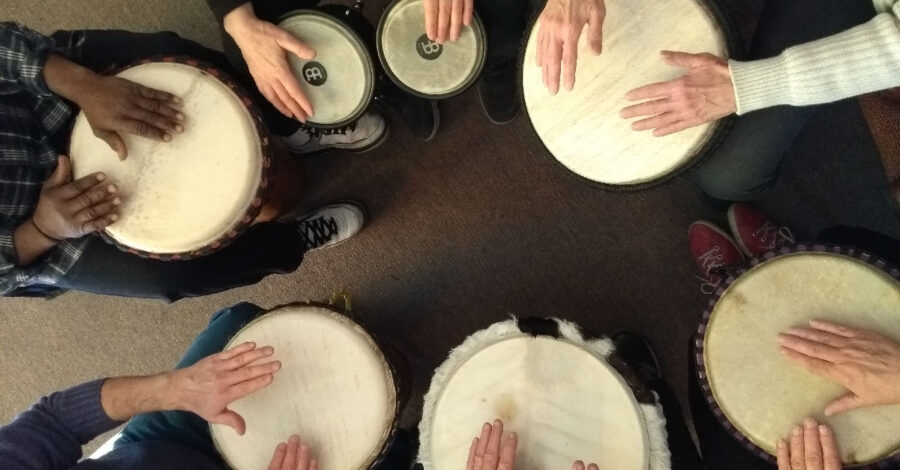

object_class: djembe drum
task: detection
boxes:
[420,317,672,470]
[69,58,271,260]
[521,0,735,189]
[695,245,900,468]
[211,303,403,470]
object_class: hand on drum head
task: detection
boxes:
[620,51,735,137]
[466,419,600,470]
[776,419,842,470]
[79,75,185,159]
[225,4,317,122]
[166,341,282,435]
[536,0,605,94]
[423,0,474,43]
[779,320,900,416]
[267,435,318,470]
[31,155,121,241]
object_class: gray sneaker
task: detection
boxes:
[282,112,387,156]
[294,202,366,251]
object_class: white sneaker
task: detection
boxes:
[282,112,388,155]
[294,202,366,251]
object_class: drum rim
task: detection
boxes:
[68,56,271,260]
[376,0,487,100]
[517,0,742,191]
[693,244,900,468]
[278,9,377,128]
[209,301,403,470]
[418,317,667,470]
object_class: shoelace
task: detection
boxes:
[299,122,358,139]
[297,216,339,250]
[752,221,796,251]
[696,245,727,295]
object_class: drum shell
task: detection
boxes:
[67,55,272,260]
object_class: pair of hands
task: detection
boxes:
[466,420,599,470]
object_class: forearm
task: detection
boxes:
[42,53,98,106]
[223,3,257,40]
[13,219,58,266]
[100,374,178,421]
[213,0,253,28]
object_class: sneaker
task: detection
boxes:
[612,331,661,382]
[689,221,745,294]
[383,85,440,142]
[294,202,366,251]
[282,113,387,156]
[726,203,795,258]
[477,58,520,125]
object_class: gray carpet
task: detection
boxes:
[2,0,898,458]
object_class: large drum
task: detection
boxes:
[420,318,671,470]
[695,245,900,468]
[280,8,377,128]
[69,58,270,260]
[211,304,402,470]
[377,0,486,99]
[522,0,735,189]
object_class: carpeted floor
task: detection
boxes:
[2,0,899,457]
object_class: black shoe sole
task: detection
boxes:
[421,100,440,142]
[477,82,520,126]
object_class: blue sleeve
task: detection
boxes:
[0,380,123,470]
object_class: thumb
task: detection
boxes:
[96,130,128,160]
[48,155,72,187]
[277,30,316,60]
[210,408,247,435]
[587,7,605,55]
[824,393,864,416]
[661,50,706,69]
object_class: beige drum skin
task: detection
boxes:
[701,251,900,466]
[211,305,397,470]
[69,61,264,257]
[522,0,728,187]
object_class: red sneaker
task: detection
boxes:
[727,203,795,258]
[689,221,745,294]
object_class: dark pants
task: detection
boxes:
[117,303,415,468]
[54,30,306,302]
[692,0,878,201]
[689,226,900,469]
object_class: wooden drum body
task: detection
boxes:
[420,318,671,470]
[522,0,734,189]
[696,245,900,468]
[211,304,401,470]
[68,58,270,260]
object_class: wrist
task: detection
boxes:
[29,218,61,242]
[224,3,258,39]
[43,54,100,106]
[100,374,173,421]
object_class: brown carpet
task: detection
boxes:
[1,0,898,458]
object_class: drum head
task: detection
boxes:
[279,10,375,128]
[211,305,397,470]
[68,61,264,258]
[522,0,729,188]
[378,0,486,99]
[425,334,650,470]
[700,248,900,466]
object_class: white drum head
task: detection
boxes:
[378,0,485,98]
[522,0,728,186]
[211,305,397,470]
[704,252,900,465]
[279,11,375,127]
[425,334,650,470]
[68,61,263,256]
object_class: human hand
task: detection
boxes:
[32,155,121,240]
[620,51,735,137]
[424,0,474,43]
[225,4,316,122]
[779,319,900,416]
[167,341,281,434]
[267,435,318,470]
[466,420,600,470]
[536,0,605,94]
[777,419,842,470]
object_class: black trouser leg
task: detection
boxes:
[693,0,878,201]
[816,226,900,267]
[57,222,305,302]
[477,0,543,66]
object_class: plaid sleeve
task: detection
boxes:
[0,22,57,97]
[0,223,19,276]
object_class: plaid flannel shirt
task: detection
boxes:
[0,23,91,295]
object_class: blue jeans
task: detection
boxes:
[116,303,265,459]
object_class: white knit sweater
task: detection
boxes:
[729,0,900,114]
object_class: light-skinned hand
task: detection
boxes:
[466,420,600,470]
[621,51,735,137]
[779,319,900,416]
[167,341,281,434]
[535,0,605,94]
[267,435,318,470]
[777,419,842,470]
[424,0,474,43]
